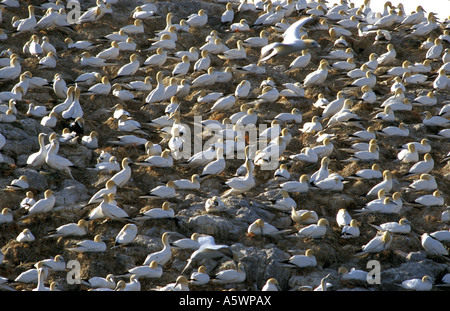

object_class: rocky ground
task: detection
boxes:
[0,0,449,291]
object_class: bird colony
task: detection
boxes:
[0,0,449,292]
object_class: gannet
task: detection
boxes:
[290,147,318,163]
[38,51,56,69]
[115,223,138,246]
[203,196,227,214]
[80,52,117,67]
[81,131,99,149]
[210,94,236,113]
[332,57,355,71]
[254,3,274,25]
[0,86,24,102]
[186,9,208,27]
[0,207,12,224]
[32,263,49,291]
[189,265,210,285]
[68,234,106,253]
[269,190,296,212]
[211,262,246,284]
[406,174,437,192]
[116,53,140,77]
[65,37,96,50]
[85,76,111,95]
[74,72,102,86]
[52,73,67,98]
[279,82,305,98]
[321,91,346,118]
[366,170,393,196]
[243,30,268,49]
[112,84,135,101]
[96,41,120,60]
[311,137,334,158]
[261,278,280,291]
[405,153,434,176]
[143,232,172,265]
[134,201,175,220]
[303,60,329,87]
[348,163,382,180]
[336,208,352,228]
[400,275,433,291]
[132,6,157,19]
[87,193,128,220]
[110,157,132,187]
[45,219,88,239]
[118,37,137,51]
[141,181,176,199]
[280,249,317,268]
[127,261,163,279]
[77,6,103,24]
[414,190,445,207]
[338,267,368,283]
[397,143,419,163]
[409,59,432,74]
[121,19,144,34]
[377,43,396,66]
[247,218,290,237]
[409,13,438,37]
[341,219,360,239]
[174,174,200,190]
[6,175,29,190]
[378,122,409,137]
[156,276,189,291]
[433,69,449,90]
[259,16,321,62]
[15,5,36,32]
[201,147,226,178]
[289,218,329,239]
[421,233,448,256]
[273,163,290,180]
[170,233,202,250]
[355,231,392,256]
[218,40,246,60]
[370,218,411,234]
[229,18,249,32]
[82,274,116,289]
[193,50,210,72]
[413,91,437,106]
[44,140,74,179]
[26,103,47,118]
[310,156,330,184]
[312,175,344,191]
[20,191,35,210]
[402,72,428,84]
[184,145,217,168]
[429,230,450,243]
[0,108,16,123]
[422,111,449,127]
[171,55,190,77]
[143,47,167,67]
[255,85,279,104]
[346,63,368,81]
[191,67,218,88]
[223,160,255,197]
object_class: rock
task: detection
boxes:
[13,168,49,192]
[186,214,245,240]
[54,179,90,206]
[288,269,337,291]
[406,251,428,262]
[229,243,293,290]
[380,260,448,290]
